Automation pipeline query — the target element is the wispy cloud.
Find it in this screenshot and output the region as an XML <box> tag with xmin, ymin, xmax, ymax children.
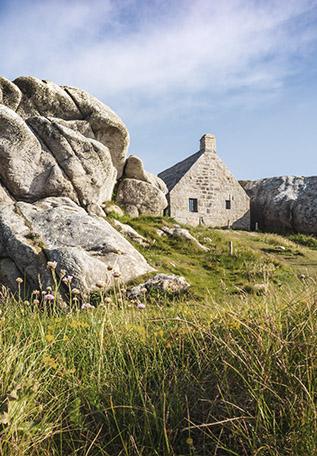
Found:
<box><xmin>1</xmin><ymin>0</ymin><xmax>317</xmax><ymax>114</ymax></box>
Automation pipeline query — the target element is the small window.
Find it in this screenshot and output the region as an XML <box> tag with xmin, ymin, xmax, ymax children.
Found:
<box><xmin>225</xmin><ymin>200</ymin><xmax>231</xmax><ymax>210</ymax></box>
<box><xmin>189</xmin><ymin>198</ymin><xmax>198</xmax><ymax>213</ymax></box>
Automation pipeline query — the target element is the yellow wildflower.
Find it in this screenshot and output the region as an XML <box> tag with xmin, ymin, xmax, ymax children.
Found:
<box><xmin>69</xmin><ymin>319</ymin><xmax>90</xmax><ymax>329</ymax></box>
<box><xmin>45</xmin><ymin>334</ymin><xmax>55</xmax><ymax>344</ymax></box>
<box><xmin>154</xmin><ymin>329</ymin><xmax>164</xmax><ymax>338</ymax></box>
<box><xmin>227</xmin><ymin>319</ymin><xmax>241</xmax><ymax>330</ymax></box>
<box><xmin>42</xmin><ymin>355</ymin><xmax>58</xmax><ymax>369</ymax></box>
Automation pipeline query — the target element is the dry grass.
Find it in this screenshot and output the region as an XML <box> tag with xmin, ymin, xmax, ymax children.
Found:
<box><xmin>0</xmin><ymin>281</ymin><xmax>316</xmax><ymax>455</ymax></box>
<box><xmin>0</xmin><ymin>220</ymin><xmax>316</xmax><ymax>455</ymax></box>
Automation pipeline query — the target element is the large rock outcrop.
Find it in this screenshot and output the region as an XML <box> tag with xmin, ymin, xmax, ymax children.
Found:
<box><xmin>241</xmin><ymin>176</ymin><xmax>317</xmax><ymax>234</ymax></box>
<box><xmin>116</xmin><ymin>155</ymin><xmax>168</xmax><ymax>216</ymax></box>
<box><xmin>0</xmin><ymin>76</ymin><xmax>129</xmax><ymax>209</ymax></box>
<box><xmin>13</xmin><ymin>76</ymin><xmax>129</xmax><ymax>178</ymax></box>
<box><xmin>0</xmin><ymin>75</ymin><xmax>155</xmax><ymax>293</ymax></box>
<box><xmin>0</xmin><ymin>198</ymin><xmax>152</xmax><ymax>293</ymax></box>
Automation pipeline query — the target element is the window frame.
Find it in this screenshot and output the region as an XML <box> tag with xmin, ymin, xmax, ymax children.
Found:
<box><xmin>188</xmin><ymin>198</ymin><xmax>198</xmax><ymax>213</ymax></box>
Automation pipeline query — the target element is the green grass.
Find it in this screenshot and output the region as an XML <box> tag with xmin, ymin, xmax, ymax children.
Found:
<box><xmin>110</xmin><ymin>215</ymin><xmax>297</xmax><ymax>301</ymax></box>
<box><xmin>0</xmin><ymin>286</ymin><xmax>316</xmax><ymax>455</ymax></box>
<box><xmin>289</xmin><ymin>233</ymin><xmax>317</xmax><ymax>250</ymax></box>
<box><xmin>0</xmin><ymin>217</ymin><xmax>317</xmax><ymax>455</ymax></box>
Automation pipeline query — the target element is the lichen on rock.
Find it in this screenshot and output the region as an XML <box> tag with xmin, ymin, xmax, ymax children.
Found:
<box><xmin>0</xmin><ymin>75</ymin><xmax>162</xmax><ymax>293</ymax></box>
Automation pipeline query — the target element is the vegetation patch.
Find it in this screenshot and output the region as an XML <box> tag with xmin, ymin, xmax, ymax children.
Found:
<box><xmin>0</xmin><ymin>282</ymin><xmax>316</xmax><ymax>455</ymax></box>
<box><xmin>0</xmin><ymin>216</ymin><xmax>317</xmax><ymax>455</ymax></box>
<box><xmin>289</xmin><ymin>233</ymin><xmax>317</xmax><ymax>250</ymax></box>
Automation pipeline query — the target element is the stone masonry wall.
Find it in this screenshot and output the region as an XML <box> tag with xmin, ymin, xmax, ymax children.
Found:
<box><xmin>169</xmin><ymin>151</ymin><xmax>250</xmax><ymax>228</ymax></box>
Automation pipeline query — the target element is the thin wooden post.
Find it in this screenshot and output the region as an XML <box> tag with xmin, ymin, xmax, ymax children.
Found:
<box><xmin>229</xmin><ymin>241</ymin><xmax>234</xmax><ymax>256</ymax></box>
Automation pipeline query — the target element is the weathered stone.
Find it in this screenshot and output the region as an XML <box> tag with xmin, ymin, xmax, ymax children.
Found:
<box><xmin>0</xmin><ymin>106</ymin><xmax>76</xmax><ymax>202</ymax></box>
<box><xmin>127</xmin><ymin>273</ymin><xmax>190</xmax><ymax>299</ymax></box>
<box><xmin>116</xmin><ymin>178</ymin><xmax>167</xmax><ymax>216</ymax></box>
<box><xmin>0</xmin><ymin>201</ymin><xmax>52</xmax><ymax>290</ymax></box>
<box><xmin>103</xmin><ymin>203</ymin><xmax>124</xmax><ymax>216</ymax></box>
<box><xmin>14</xmin><ymin>76</ymin><xmax>81</xmax><ymax>120</ymax></box>
<box><xmin>28</xmin><ymin>116</ymin><xmax>117</xmax><ymax>206</ymax></box>
<box><xmin>48</xmin><ymin>118</ymin><xmax>95</xmax><ymax>139</ymax></box>
<box><xmin>242</xmin><ymin>176</ymin><xmax>317</xmax><ymax>234</ymax></box>
<box><xmin>124</xmin><ymin>155</ymin><xmax>168</xmax><ymax>193</ymax></box>
<box><xmin>124</xmin><ymin>155</ymin><xmax>148</xmax><ymax>181</ymax></box>
<box><xmin>111</xmin><ymin>219</ymin><xmax>150</xmax><ymax>246</ymax></box>
<box><xmin>0</xmin><ymin>258</ymin><xmax>22</xmax><ymax>292</ymax></box>
<box><xmin>160</xmin><ymin>226</ymin><xmax>175</xmax><ymax>236</ymax></box>
<box><xmin>147</xmin><ymin>173</ymin><xmax>168</xmax><ymax>194</ymax></box>
<box><xmin>63</xmin><ymin>86</ymin><xmax>129</xmax><ymax>177</ymax></box>
<box><xmin>0</xmin><ymin>184</ymin><xmax>13</xmax><ymax>204</ymax></box>
<box><xmin>9</xmin><ymin>76</ymin><xmax>129</xmax><ymax>178</ymax></box>
<box><xmin>155</xmin><ymin>228</ymin><xmax>167</xmax><ymax>237</ymax></box>
<box><xmin>171</xmin><ymin>226</ymin><xmax>209</xmax><ymax>251</ymax></box>
<box><xmin>123</xmin><ymin>204</ymin><xmax>139</xmax><ymax>217</ymax></box>
<box><xmin>119</xmin><ymin>154</ymin><xmax>168</xmax><ymax>215</ymax></box>
<box><xmin>0</xmin><ymin>76</ymin><xmax>22</xmax><ymax>111</ymax></box>
<box><xmin>0</xmin><ymin>75</ymin><xmax>160</xmax><ymax>294</ymax></box>
<box><xmin>0</xmin><ymin>197</ymin><xmax>153</xmax><ymax>293</ymax></box>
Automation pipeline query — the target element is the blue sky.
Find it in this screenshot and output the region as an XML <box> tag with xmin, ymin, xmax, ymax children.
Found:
<box><xmin>0</xmin><ymin>0</ymin><xmax>317</xmax><ymax>179</ymax></box>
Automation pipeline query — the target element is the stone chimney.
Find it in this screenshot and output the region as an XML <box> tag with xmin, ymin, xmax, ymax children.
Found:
<box><xmin>200</xmin><ymin>134</ymin><xmax>216</xmax><ymax>154</ymax></box>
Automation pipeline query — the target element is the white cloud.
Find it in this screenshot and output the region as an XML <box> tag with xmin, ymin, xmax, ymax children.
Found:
<box><xmin>1</xmin><ymin>0</ymin><xmax>317</xmax><ymax>109</ymax></box>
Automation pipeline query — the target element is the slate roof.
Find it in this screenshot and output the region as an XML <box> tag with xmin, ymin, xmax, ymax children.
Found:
<box><xmin>158</xmin><ymin>149</ymin><xmax>203</xmax><ymax>192</ymax></box>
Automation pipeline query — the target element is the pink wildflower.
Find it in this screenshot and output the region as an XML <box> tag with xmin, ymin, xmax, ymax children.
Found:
<box><xmin>81</xmin><ymin>303</ymin><xmax>95</xmax><ymax>310</ymax></box>
<box><xmin>44</xmin><ymin>293</ymin><xmax>55</xmax><ymax>302</ymax></box>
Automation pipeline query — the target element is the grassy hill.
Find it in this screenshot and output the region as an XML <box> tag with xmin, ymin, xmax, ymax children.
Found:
<box><xmin>116</xmin><ymin>214</ymin><xmax>317</xmax><ymax>297</ymax></box>
<box><xmin>0</xmin><ymin>216</ymin><xmax>316</xmax><ymax>455</ymax></box>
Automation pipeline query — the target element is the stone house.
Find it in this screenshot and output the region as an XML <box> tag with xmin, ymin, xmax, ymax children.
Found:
<box><xmin>158</xmin><ymin>134</ymin><xmax>250</xmax><ymax>228</ymax></box>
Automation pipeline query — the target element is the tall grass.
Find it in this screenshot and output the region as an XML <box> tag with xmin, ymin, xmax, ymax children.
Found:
<box><xmin>0</xmin><ymin>281</ymin><xmax>316</xmax><ymax>455</ymax></box>
<box><xmin>289</xmin><ymin>233</ymin><xmax>317</xmax><ymax>250</ymax></box>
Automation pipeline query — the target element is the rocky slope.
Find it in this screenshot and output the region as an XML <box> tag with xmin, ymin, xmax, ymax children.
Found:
<box><xmin>0</xmin><ymin>75</ymin><xmax>167</xmax><ymax>293</ymax></box>
<box><xmin>241</xmin><ymin>176</ymin><xmax>317</xmax><ymax>234</ymax></box>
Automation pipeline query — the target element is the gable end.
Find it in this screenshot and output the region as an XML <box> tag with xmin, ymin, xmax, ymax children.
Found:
<box><xmin>158</xmin><ymin>150</ymin><xmax>203</xmax><ymax>192</ymax></box>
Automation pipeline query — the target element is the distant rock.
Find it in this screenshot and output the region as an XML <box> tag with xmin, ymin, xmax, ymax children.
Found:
<box><xmin>241</xmin><ymin>176</ymin><xmax>317</xmax><ymax>234</ymax></box>
<box><xmin>116</xmin><ymin>178</ymin><xmax>167</xmax><ymax>217</ymax></box>
<box><xmin>115</xmin><ymin>155</ymin><xmax>168</xmax><ymax>216</ymax></box>
<box><xmin>103</xmin><ymin>203</ymin><xmax>124</xmax><ymax>216</ymax></box>
<box><xmin>111</xmin><ymin>219</ymin><xmax>151</xmax><ymax>247</ymax></box>
<box><xmin>127</xmin><ymin>273</ymin><xmax>190</xmax><ymax>300</ymax></box>
<box><xmin>124</xmin><ymin>155</ymin><xmax>168</xmax><ymax>194</ymax></box>
<box><xmin>161</xmin><ymin>225</ymin><xmax>209</xmax><ymax>251</ymax></box>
